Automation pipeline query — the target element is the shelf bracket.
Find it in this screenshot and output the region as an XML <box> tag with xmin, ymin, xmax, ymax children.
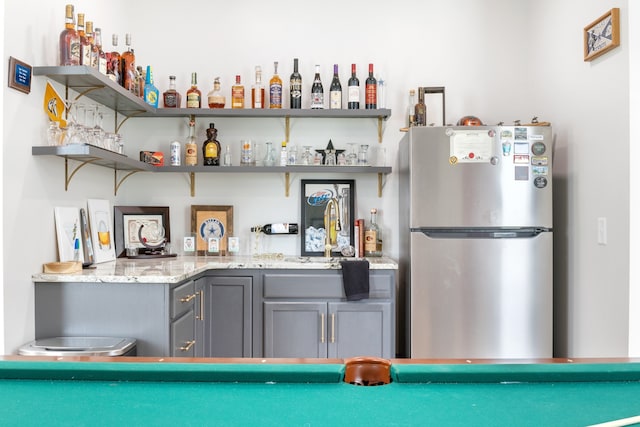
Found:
<box><xmin>377</xmin><ymin>117</ymin><xmax>384</xmax><ymax>143</ymax></box>
<box><xmin>285</xmin><ymin>116</ymin><xmax>290</xmax><ymax>143</ymax></box>
<box><xmin>114</xmin><ymin>170</ymin><xmax>142</xmax><ymax>196</ymax></box>
<box><xmin>71</xmin><ymin>85</ymin><xmax>105</xmax><ymax>102</ymax></box>
<box><xmin>284</xmin><ymin>172</ymin><xmax>290</xmax><ymax>197</ymax></box>
<box><xmin>115</xmin><ymin>110</ymin><xmax>146</xmax><ymax>133</ymax></box>
<box><xmin>377</xmin><ymin>173</ymin><xmax>384</xmax><ymax>197</ymax></box>
<box><xmin>64</xmin><ymin>156</ymin><xmax>99</xmax><ymax>191</ymax></box>
<box><xmin>190</xmin><ymin>172</ymin><xmax>196</xmax><ymax>197</ymax></box>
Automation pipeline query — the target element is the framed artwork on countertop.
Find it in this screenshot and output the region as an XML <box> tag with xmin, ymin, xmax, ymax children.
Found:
<box><xmin>300</xmin><ymin>179</ymin><xmax>355</xmax><ymax>257</ymax></box>
<box><xmin>114</xmin><ymin>206</ymin><xmax>171</xmax><ymax>258</ymax></box>
<box><xmin>87</xmin><ymin>199</ymin><xmax>116</xmax><ymax>263</ymax></box>
<box><xmin>191</xmin><ymin>205</ymin><xmax>233</xmax><ymax>256</ymax></box>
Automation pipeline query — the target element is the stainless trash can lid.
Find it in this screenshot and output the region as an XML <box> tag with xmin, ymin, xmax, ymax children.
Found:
<box><xmin>18</xmin><ymin>337</ymin><xmax>136</xmax><ymax>356</ymax></box>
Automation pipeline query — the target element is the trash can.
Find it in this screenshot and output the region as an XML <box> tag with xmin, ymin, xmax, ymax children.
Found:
<box><xmin>18</xmin><ymin>337</ymin><xmax>137</xmax><ymax>356</ymax></box>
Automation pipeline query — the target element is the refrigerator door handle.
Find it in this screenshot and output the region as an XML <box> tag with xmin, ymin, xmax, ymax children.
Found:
<box><xmin>413</xmin><ymin>227</ymin><xmax>550</xmax><ymax>239</ymax></box>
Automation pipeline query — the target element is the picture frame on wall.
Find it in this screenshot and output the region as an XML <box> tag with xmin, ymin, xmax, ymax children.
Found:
<box><xmin>191</xmin><ymin>205</ymin><xmax>234</xmax><ymax>255</ymax></box>
<box><xmin>584</xmin><ymin>8</ymin><xmax>620</xmax><ymax>62</ymax></box>
<box><xmin>300</xmin><ymin>179</ymin><xmax>355</xmax><ymax>257</ymax></box>
<box><xmin>113</xmin><ymin>206</ymin><xmax>171</xmax><ymax>258</ymax></box>
<box><xmin>87</xmin><ymin>199</ymin><xmax>116</xmax><ymax>263</ymax></box>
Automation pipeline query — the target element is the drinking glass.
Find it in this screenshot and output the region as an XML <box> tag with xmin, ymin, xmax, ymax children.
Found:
<box><xmin>346</xmin><ymin>143</ymin><xmax>358</xmax><ymax>165</ymax></box>
<box><xmin>358</xmin><ymin>144</ymin><xmax>369</xmax><ymax>165</ymax></box>
<box><xmin>301</xmin><ymin>146</ymin><xmax>313</xmax><ymax>165</ymax></box>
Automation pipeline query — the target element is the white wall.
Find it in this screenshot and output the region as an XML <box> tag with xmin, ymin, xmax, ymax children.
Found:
<box><xmin>2</xmin><ymin>0</ymin><xmax>633</xmax><ymax>357</ymax></box>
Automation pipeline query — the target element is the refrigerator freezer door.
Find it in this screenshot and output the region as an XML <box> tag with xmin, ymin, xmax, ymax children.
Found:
<box><xmin>410</xmin><ymin>230</ymin><xmax>553</xmax><ymax>359</ymax></box>
<box><xmin>408</xmin><ymin>126</ymin><xmax>552</xmax><ymax>229</ymax></box>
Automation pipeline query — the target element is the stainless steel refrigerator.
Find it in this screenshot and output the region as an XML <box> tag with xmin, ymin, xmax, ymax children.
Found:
<box><xmin>399</xmin><ymin>126</ymin><xmax>553</xmax><ymax>359</ymax></box>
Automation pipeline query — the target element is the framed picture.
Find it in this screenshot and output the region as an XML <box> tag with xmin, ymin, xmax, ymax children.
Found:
<box><xmin>54</xmin><ymin>207</ymin><xmax>84</xmax><ymax>263</ymax></box>
<box><xmin>301</xmin><ymin>179</ymin><xmax>355</xmax><ymax>257</ymax></box>
<box><xmin>8</xmin><ymin>56</ymin><xmax>31</xmax><ymax>94</ymax></box>
<box><xmin>584</xmin><ymin>8</ymin><xmax>620</xmax><ymax>62</ymax></box>
<box><xmin>87</xmin><ymin>199</ymin><xmax>116</xmax><ymax>263</ymax></box>
<box><xmin>114</xmin><ymin>206</ymin><xmax>171</xmax><ymax>258</ymax></box>
<box><xmin>191</xmin><ymin>205</ymin><xmax>234</xmax><ymax>255</ymax></box>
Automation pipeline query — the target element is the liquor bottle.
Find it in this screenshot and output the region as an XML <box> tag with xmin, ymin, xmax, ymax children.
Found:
<box><xmin>143</xmin><ymin>65</ymin><xmax>159</xmax><ymax>108</ymax></box>
<box><xmin>251</xmin><ymin>66</ymin><xmax>265</xmax><ymax>109</ymax></box>
<box><xmin>202</xmin><ymin>123</ymin><xmax>221</xmax><ymax>166</ymax></box>
<box><xmin>163</xmin><ymin>75</ymin><xmax>181</xmax><ymax>108</ymax></box>
<box><xmin>407</xmin><ymin>89</ymin><xmax>416</xmax><ymax>127</ymax></box>
<box><xmin>269</xmin><ymin>61</ymin><xmax>282</xmax><ymax>109</ymax></box>
<box><xmin>365</xmin><ymin>63</ymin><xmax>377</xmax><ymax>109</ymax></box>
<box><xmin>136</xmin><ymin>66</ymin><xmax>145</xmax><ymax>98</ymax></box>
<box><xmin>289</xmin><ymin>58</ymin><xmax>302</xmax><ymax>109</ymax></box>
<box><xmin>347</xmin><ymin>64</ymin><xmax>360</xmax><ymax>109</ymax></box>
<box><xmin>186</xmin><ymin>72</ymin><xmax>202</xmax><ymax>108</ymax></box>
<box><xmin>250</xmin><ymin>223</ymin><xmax>299</xmax><ymax>235</ymax></box>
<box><xmin>85</xmin><ymin>21</ymin><xmax>97</xmax><ymax>68</ymax></box>
<box><xmin>120</xmin><ymin>33</ymin><xmax>136</xmax><ymax>92</ymax></box>
<box><xmin>329</xmin><ymin>64</ymin><xmax>342</xmax><ymax>109</ymax></box>
<box><xmin>207</xmin><ymin>77</ymin><xmax>225</xmax><ymax>108</ymax></box>
<box><xmin>93</xmin><ymin>28</ymin><xmax>107</xmax><ymax>75</ymax></box>
<box><xmin>231</xmin><ymin>75</ymin><xmax>245</xmax><ymax>109</ymax></box>
<box><xmin>59</xmin><ymin>4</ymin><xmax>80</xmax><ymax>66</ymax></box>
<box><xmin>107</xmin><ymin>34</ymin><xmax>121</xmax><ymax>84</ymax></box>
<box><xmin>76</xmin><ymin>13</ymin><xmax>91</xmax><ymax>67</ymax></box>
<box><xmin>414</xmin><ymin>87</ymin><xmax>427</xmax><ymax>126</ymax></box>
<box><xmin>310</xmin><ymin>65</ymin><xmax>324</xmax><ymax>109</ymax></box>
<box><xmin>364</xmin><ymin>208</ymin><xmax>382</xmax><ymax>257</ymax></box>
<box><xmin>279</xmin><ymin>141</ymin><xmax>288</xmax><ymax>166</ymax></box>
<box><xmin>185</xmin><ymin>119</ymin><xmax>198</xmax><ymax>166</ymax></box>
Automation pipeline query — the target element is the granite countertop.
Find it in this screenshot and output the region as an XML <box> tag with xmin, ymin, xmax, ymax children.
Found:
<box><xmin>32</xmin><ymin>255</ymin><xmax>398</xmax><ymax>284</ymax></box>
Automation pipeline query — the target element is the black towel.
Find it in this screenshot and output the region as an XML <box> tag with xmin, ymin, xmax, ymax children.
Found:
<box><xmin>340</xmin><ymin>260</ymin><xmax>370</xmax><ymax>301</ymax></box>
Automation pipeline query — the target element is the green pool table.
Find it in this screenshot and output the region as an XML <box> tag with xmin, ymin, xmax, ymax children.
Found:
<box><xmin>2</xmin><ymin>356</ymin><xmax>640</xmax><ymax>426</ymax></box>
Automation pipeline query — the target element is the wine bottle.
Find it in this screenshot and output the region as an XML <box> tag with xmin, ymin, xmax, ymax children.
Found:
<box><xmin>329</xmin><ymin>64</ymin><xmax>342</xmax><ymax>109</ymax></box>
<box><xmin>365</xmin><ymin>63</ymin><xmax>377</xmax><ymax>109</ymax></box>
<box><xmin>310</xmin><ymin>64</ymin><xmax>324</xmax><ymax>109</ymax></box>
<box><xmin>251</xmin><ymin>223</ymin><xmax>299</xmax><ymax>235</ymax></box>
<box><xmin>347</xmin><ymin>63</ymin><xmax>360</xmax><ymax>109</ymax></box>
<box><xmin>289</xmin><ymin>58</ymin><xmax>302</xmax><ymax>109</ymax></box>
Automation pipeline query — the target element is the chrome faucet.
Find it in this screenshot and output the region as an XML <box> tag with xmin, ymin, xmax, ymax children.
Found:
<box><xmin>324</xmin><ymin>198</ymin><xmax>342</xmax><ymax>257</ymax></box>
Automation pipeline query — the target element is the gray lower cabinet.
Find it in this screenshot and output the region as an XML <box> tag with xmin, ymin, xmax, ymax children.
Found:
<box><xmin>34</xmin><ymin>280</ymin><xmax>199</xmax><ymax>357</ymax></box>
<box><xmin>261</xmin><ymin>270</ymin><xmax>395</xmax><ymax>359</ymax></box>
<box><xmin>200</xmin><ymin>275</ymin><xmax>252</xmax><ymax>357</ymax></box>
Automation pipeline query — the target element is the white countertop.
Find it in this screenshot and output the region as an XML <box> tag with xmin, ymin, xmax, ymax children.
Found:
<box><xmin>32</xmin><ymin>255</ymin><xmax>398</xmax><ymax>284</ymax></box>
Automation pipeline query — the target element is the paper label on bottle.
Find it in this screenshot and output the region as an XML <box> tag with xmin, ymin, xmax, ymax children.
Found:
<box><xmin>270</xmin><ymin>84</ymin><xmax>282</xmax><ymax>107</ymax></box>
<box><xmin>330</xmin><ymin>91</ymin><xmax>342</xmax><ymax>109</ymax></box>
<box><xmin>364</xmin><ymin>230</ymin><xmax>377</xmax><ymax>252</ymax></box>
<box><xmin>271</xmin><ymin>224</ymin><xmax>288</xmax><ymax>234</ymax></box>
<box><xmin>348</xmin><ymin>86</ymin><xmax>360</xmax><ymax>103</ymax></box>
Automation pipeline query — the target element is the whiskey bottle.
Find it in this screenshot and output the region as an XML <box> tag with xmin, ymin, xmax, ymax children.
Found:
<box><xmin>289</xmin><ymin>58</ymin><xmax>302</xmax><ymax>109</ymax></box>
<box><xmin>364</xmin><ymin>208</ymin><xmax>382</xmax><ymax>257</ymax></box>
<box><xmin>251</xmin><ymin>66</ymin><xmax>265</xmax><ymax>109</ymax></box>
<box><xmin>231</xmin><ymin>75</ymin><xmax>245</xmax><ymax>109</ymax></box>
<box><xmin>329</xmin><ymin>64</ymin><xmax>342</xmax><ymax>109</ymax></box>
<box><xmin>347</xmin><ymin>64</ymin><xmax>360</xmax><ymax>109</ymax></box>
<box><xmin>185</xmin><ymin>119</ymin><xmax>198</xmax><ymax>166</ymax></box>
<box><xmin>143</xmin><ymin>65</ymin><xmax>159</xmax><ymax>108</ymax></box>
<box><xmin>76</xmin><ymin>13</ymin><xmax>91</xmax><ymax>66</ymax></box>
<box><xmin>202</xmin><ymin>123</ymin><xmax>221</xmax><ymax>166</ymax></box>
<box><xmin>365</xmin><ymin>63</ymin><xmax>377</xmax><ymax>109</ymax></box>
<box><xmin>85</xmin><ymin>21</ymin><xmax>97</xmax><ymax>68</ymax></box>
<box><xmin>310</xmin><ymin>65</ymin><xmax>324</xmax><ymax>109</ymax></box>
<box><xmin>120</xmin><ymin>33</ymin><xmax>136</xmax><ymax>92</ymax></box>
<box><xmin>93</xmin><ymin>28</ymin><xmax>107</xmax><ymax>75</ymax></box>
<box><xmin>207</xmin><ymin>77</ymin><xmax>225</xmax><ymax>108</ymax></box>
<box><xmin>59</xmin><ymin>4</ymin><xmax>80</xmax><ymax>66</ymax></box>
<box><xmin>186</xmin><ymin>72</ymin><xmax>202</xmax><ymax>108</ymax></box>
<box><xmin>407</xmin><ymin>89</ymin><xmax>416</xmax><ymax>127</ymax></box>
<box><xmin>269</xmin><ymin>61</ymin><xmax>282</xmax><ymax>109</ymax></box>
<box><xmin>414</xmin><ymin>87</ymin><xmax>427</xmax><ymax>126</ymax></box>
<box><xmin>136</xmin><ymin>66</ymin><xmax>145</xmax><ymax>98</ymax></box>
<box><xmin>107</xmin><ymin>34</ymin><xmax>121</xmax><ymax>84</ymax></box>
<box><xmin>163</xmin><ymin>75</ymin><xmax>181</xmax><ymax>108</ymax></box>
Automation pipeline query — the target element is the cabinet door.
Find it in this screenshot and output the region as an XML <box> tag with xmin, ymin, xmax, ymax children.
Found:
<box><xmin>204</xmin><ymin>276</ymin><xmax>252</xmax><ymax>357</ymax></box>
<box><xmin>171</xmin><ymin>310</ymin><xmax>196</xmax><ymax>357</ymax></box>
<box><xmin>263</xmin><ymin>302</ymin><xmax>328</xmax><ymax>358</ymax></box>
<box><xmin>328</xmin><ymin>302</ymin><xmax>392</xmax><ymax>359</ymax></box>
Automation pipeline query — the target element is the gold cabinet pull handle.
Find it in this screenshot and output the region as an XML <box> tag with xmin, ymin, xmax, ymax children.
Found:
<box><xmin>330</xmin><ymin>313</ymin><xmax>335</xmax><ymax>343</ymax></box>
<box><xmin>197</xmin><ymin>290</ymin><xmax>204</xmax><ymax>321</ymax></box>
<box><xmin>180</xmin><ymin>340</ymin><xmax>196</xmax><ymax>352</ymax></box>
<box><xmin>320</xmin><ymin>313</ymin><xmax>325</xmax><ymax>343</ymax></box>
<box><xmin>180</xmin><ymin>293</ymin><xmax>196</xmax><ymax>303</ymax></box>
